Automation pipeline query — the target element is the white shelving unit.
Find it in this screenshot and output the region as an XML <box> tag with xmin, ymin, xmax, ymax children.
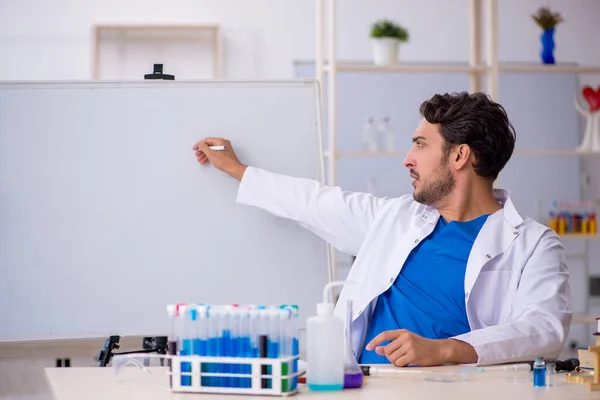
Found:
<box><xmin>91</xmin><ymin>24</ymin><xmax>223</xmax><ymax>79</ymax></box>
<box><xmin>314</xmin><ymin>0</ymin><xmax>600</xmax><ymax>331</ymax></box>
<box><xmin>315</xmin><ymin>0</ymin><xmax>600</xmax><ymax>187</ymax></box>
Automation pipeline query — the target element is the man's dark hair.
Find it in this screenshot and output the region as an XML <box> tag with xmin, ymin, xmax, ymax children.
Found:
<box><xmin>419</xmin><ymin>91</ymin><xmax>516</xmax><ymax>180</ymax></box>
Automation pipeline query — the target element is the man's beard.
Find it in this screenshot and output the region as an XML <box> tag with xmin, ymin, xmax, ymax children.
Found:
<box><xmin>412</xmin><ymin>162</ymin><xmax>456</xmax><ymax>206</ymax></box>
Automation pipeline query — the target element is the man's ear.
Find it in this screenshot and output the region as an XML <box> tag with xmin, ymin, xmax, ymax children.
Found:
<box><xmin>452</xmin><ymin>144</ymin><xmax>472</xmax><ymax>170</ymax></box>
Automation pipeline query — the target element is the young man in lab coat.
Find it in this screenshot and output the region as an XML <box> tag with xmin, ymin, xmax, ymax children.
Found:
<box><xmin>192</xmin><ymin>92</ymin><xmax>572</xmax><ymax>367</ymax></box>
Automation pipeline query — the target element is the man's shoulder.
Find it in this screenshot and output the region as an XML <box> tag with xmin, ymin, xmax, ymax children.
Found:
<box><xmin>517</xmin><ymin>213</ymin><xmax>560</xmax><ymax>243</ymax></box>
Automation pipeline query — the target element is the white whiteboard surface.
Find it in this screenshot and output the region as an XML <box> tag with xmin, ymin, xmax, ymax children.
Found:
<box><xmin>0</xmin><ymin>80</ymin><xmax>329</xmax><ymax>342</ymax></box>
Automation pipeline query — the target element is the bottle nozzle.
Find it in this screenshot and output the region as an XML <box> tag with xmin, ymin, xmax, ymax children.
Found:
<box><xmin>317</xmin><ymin>280</ymin><xmax>358</xmax><ymax>315</ymax></box>
<box><xmin>322</xmin><ymin>280</ymin><xmax>347</xmax><ymax>305</ymax></box>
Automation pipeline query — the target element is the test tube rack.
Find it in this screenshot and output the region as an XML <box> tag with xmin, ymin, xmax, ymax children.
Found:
<box><xmin>169</xmin><ymin>354</ymin><xmax>300</xmax><ymax>396</ymax></box>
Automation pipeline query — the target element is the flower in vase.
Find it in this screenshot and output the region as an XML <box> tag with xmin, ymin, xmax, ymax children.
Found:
<box><xmin>531</xmin><ymin>7</ymin><xmax>564</xmax><ymax>64</ymax></box>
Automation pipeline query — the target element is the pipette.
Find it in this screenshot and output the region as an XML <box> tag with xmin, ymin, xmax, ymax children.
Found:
<box><xmin>360</xmin><ymin>363</ymin><xmax>531</xmax><ymax>377</ymax></box>
<box><xmin>360</xmin><ymin>366</ymin><xmax>424</xmax><ymax>376</ymax></box>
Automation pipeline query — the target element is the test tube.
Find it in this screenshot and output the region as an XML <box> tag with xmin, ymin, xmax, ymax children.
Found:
<box><xmin>290</xmin><ymin>305</ymin><xmax>299</xmax><ymax>390</ymax></box>
<box><xmin>279</xmin><ymin>307</ymin><xmax>292</xmax><ymax>392</ymax></box>
<box><xmin>240</xmin><ymin>306</ymin><xmax>252</xmax><ymax>388</ymax></box>
<box><xmin>197</xmin><ymin>305</ymin><xmax>209</xmax><ymax>387</ymax></box>
<box><xmin>258</xmin><ymin>306</ymin><xmax>270</xmax><ymax>389</ymax></box>
<box><xmin>230</xmin><ymin>305</ymin><xmax>243</xmax><ymax>388</ymax></box>
<box><xmin>222</xmin><ymin>305</ymin><xmax>233</xmax><ymax>388</ymax></box>
<box><xmin>268</xmin><ymin>307</ymin><xmax>281</xmax><ymax>388</ymax></box>
<box><xmin>207</xmin><ymin>305</ymin><xmax>219</xmax><ymax>387</ymax></box>
<box><xmin>166</xmin><ymin>305</ymin><xmax>177</xmax><ymax>388</ymax></box>
<box><xmin>249</xmin><ymin>306</ymin><xmax>260</xmax><ymax>389</ymax></box>
<box><xmin>189</xmin><ymin>307</ymin><xmax>198</xmax><ymax>386</ymax></box>
<box><xmin>179</xmin><ymin>305</ymin><xmax>192</xmax><ymax>387</ymax></box>
<box><xmin>215</xmin><ymin>306</ymin><xmax>227</xmax><ymax>387</ymax></box>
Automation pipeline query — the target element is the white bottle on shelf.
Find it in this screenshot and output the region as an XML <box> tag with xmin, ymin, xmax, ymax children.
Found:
<box><xmin>361</xmin><ymin>117</ymin><xmax>378</xmax><ymax>152</ymax></box>
<box><xmin>366</xmin><ymin>176</ymin><xmax>377</xmax><ymax>195</ymax></box>
<box><xmin>378</xmin><ymin>116</ymin><xmax>395</xmax><ymax>152</ymax></box>
<box><xmin>306</xmin><ymin>281</ymin><xmax>346</xmax><ymax>392</ymax></box>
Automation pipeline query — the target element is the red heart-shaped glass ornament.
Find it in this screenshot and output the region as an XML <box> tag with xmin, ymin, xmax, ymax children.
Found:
<box><xmin>582</xmin><ymin>86</ymin><xmax>600</xmax><ymax>111</ymax></box>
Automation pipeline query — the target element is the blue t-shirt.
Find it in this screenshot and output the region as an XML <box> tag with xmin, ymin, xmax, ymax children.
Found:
<box><xmin>359</xmin><ymin>214</ymin><xmax>489</xmax><ymax>364</ymax></box>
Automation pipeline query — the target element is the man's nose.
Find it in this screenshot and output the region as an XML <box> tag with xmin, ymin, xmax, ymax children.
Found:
<box><xmin>403</xmin><ymin>150</ymin><xmax>415</xmax><ymax>169</ymax></box>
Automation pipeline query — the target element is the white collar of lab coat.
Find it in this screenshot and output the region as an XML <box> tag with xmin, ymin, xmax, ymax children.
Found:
<box><xmin>418</xmin><ymin>188</ymin><xmax>524</xmax><ymax>296</ymax></box>
<box><xmin>420</xmin><ymin>188</ymin><xmax>523</xmax><ymax>228</ymax></box>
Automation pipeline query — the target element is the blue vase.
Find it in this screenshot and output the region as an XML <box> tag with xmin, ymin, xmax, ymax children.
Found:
<box><xmin>540</xmin><ymin>28</ymin><xmax>555</xmax><ymax>64</ymax></box>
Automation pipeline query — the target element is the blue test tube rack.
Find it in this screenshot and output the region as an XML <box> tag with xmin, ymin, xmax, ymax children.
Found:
<box><xmin>169</xmin><ymin>354</ymin><xmax>301</xmax><ymax>396</ymax></box>
<box><xmin>167</xmin><ymin>303</ymin><xmax>301</xmax><ymax>396</ymax></box>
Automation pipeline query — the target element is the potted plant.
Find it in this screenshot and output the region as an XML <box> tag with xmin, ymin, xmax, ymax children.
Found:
<box><xmin>531</xmin><ymin>6</ymin><xmax>564</xmax><ymax>64</ymax></box>
<box><xmin>369</xmin><ymin>19</ymin><xmax>409</xmax><ymax>66</ymax></box>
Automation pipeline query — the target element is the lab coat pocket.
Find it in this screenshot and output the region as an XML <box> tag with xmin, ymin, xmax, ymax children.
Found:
<box><xmin>473</xmin><ymin>270</ymin><xmax>514</xmax><ymax>326</ymax></box>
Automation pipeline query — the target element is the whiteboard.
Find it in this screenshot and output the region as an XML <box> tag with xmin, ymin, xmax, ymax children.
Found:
<box><xmin>0</xmin><ymin>80</ymin><xmax>330</xmax><ymax>341</ymax></box>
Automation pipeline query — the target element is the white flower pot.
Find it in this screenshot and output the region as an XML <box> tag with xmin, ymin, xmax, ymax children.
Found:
<box><xmin>371</xmin><ymin>38</ymin><xmax>400</xmax><ymax>65</ymax></box>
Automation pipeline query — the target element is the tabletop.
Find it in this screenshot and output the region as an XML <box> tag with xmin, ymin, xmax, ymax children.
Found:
<box><xmin>45</xmin><ymin>364</ymin><xmax>600</xmax><ymax>400</ymax></box>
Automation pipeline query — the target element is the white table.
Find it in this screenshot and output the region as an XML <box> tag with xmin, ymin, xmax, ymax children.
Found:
<box><xmin>44</xmin><ymin>364</ymin><xmax>600</xmax><ymax>400</ymax></box>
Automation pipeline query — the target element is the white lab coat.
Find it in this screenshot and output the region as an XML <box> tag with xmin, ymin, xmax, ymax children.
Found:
<box><xmin>236</xmin><ymin>167</ymin><xmax>572</xmax><ymax>366</ymax></box>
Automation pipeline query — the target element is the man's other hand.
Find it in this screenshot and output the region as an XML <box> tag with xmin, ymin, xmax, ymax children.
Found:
<box><xmin>365</xmin><ymin>329</ymin><xmax>478</xmax><ymax>367</ymax></box>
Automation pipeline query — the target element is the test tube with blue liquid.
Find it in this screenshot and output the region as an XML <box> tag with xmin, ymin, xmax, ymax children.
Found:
<box><xmin>231</xmin><ymin>305</ymin><xmax>248</xmax><ymax>388</ymax></box>
<box><xmin>268</xmin><ymin>307</ymin><xmax>282</xmax><ymax>389</ymax></box>
<box><xmin>206</xmin><ymin>306</ymin><xmax>219</xmax><ymax>387</ymax></box>
<box><xmin>179</xmin><ymin>305</ymin><xmax>192</xmax><ymax>386</ymax></box>
<box><xmin>248</xmin><ymin>306</ymin><xmax>261</xmax><ymax>387</ymax></box>
<box><xmin>239</xmin><ymin>306</ymin><xmax>252</xmax><ymax>388</ymax></box>
<box><xmin>222</xmin><ymin>305</ymin><xmax>233</xmax><ymax>388</ymax></box>
<box><xmin>196</xmin><ymin>305</ymin><xmax>209</xmax><ymax>387</ymax></box>
<box><xmin>289</xmin><ymin>304</ymin><xmax>300</xmax><ymax>390</ymax></box>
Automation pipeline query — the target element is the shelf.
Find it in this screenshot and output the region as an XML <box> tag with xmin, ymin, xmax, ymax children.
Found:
<box><xmin>572</xmin><ymin>314</ymin><xmax>598</xmax><ymax>325</ymax></box>
<box><xmin>323</xmin><ymin>62</ymin><xmax>486</xmax><ymax>74</ymax></box>
<box><xmin>513</xmin><ymin>150</ymin><xmax>600</xmax><ymax>157</ymax></box>
<box><xmin>328</xmin><ymin>150</ymin><xmax>600</xmax><ymax>159</ymax></box>
<box><xmin>94</xmin><ymin>24</ymin><xmax>220</xmax><ymax>31</ymax></box>
<box><xmin>558</xmin><ymin>234</ymin><xmax>599</xmax><ymax>240</ymax></box>
<box><xmin>322</xmin><ymin>62</ymin><xmax>600</xmax><ymax>75</ymax></box>
<box><xmin>327</xmin><ymin>150</ymin><xmax>405</xmax><ymax>158</ymax></box>
<box><xmin>499</xmin><ymin>63</ymin><xmax>600</xmax><ymax>74</ymax></box>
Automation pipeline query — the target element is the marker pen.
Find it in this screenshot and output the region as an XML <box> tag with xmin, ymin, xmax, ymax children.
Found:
<box><xmin>209</xmin><ymin>145</ymin><xmax>226</xmax><ymax>151</ymax></box>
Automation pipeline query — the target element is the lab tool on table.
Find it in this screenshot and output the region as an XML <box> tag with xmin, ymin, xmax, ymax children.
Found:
<box><xmin>533</xmin><ymin>357</ymin><xmax>546</xmax><ymax>387</ymax></box>
<box><xmin>343</xmin><ymin>299</ymin><xmax>364</xmax><ymax>389</ymax></box>
<box><xmin>545</xmin><ymin>362</ymin><xmax>557</xmax><ymax>387</ymax></box>
<box><xmin>306</xmin><ymin>281</ymin><xmax>346</xmax><ymax>391</ymax></box>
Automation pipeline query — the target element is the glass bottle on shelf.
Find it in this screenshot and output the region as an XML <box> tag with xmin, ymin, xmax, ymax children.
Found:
<box><xmin>378</xmin><ymin>116</ymin><xmax>395</xmax><ymax>152</ymax></box>
<box><xmin>361</xmin><ymin>117</ymin><xmax>378</xmax><ymax>152</ymax></box>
